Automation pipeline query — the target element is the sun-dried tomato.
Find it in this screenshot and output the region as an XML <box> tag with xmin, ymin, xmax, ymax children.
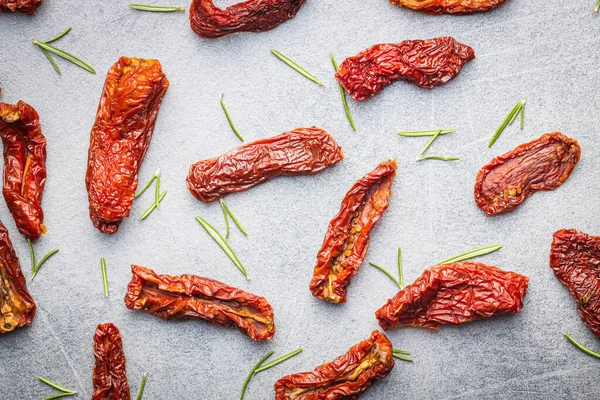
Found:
<box><xmin>92</xmin><ymin>323</ymin><xmax>131</xmax><ymax>400</ymax></box>
<box><xmin>186</xmin><ymin>127</ymin><xmax>343</xmax><ymax>203</ymax></box>
<box><xmin>390</xmin><ymin>0</ymin><xmax>505</xmax><ymax>14</ymax></box>
<box><xmin>335</xmin><ymin>37</ymin><xmax>475</xmax><ymax>101</ymax></box>
<box><xmin>310</xmin><ymin>160</ymin><xmax>396</xmax><ymax>304</ymax></box>
<box><xmin>274</xmin><ymin>330</ymin><xmax>394</xmax><ymax>399</ymax></box>
<box><xmin>0</xmin><ymin>0</ymin><xmax>43</xmax><ymax>14</ymax></box>
<box><xmin>85</xmin><ymin>57</ymin><xmax>169</xmax><ymax>234</ymax></box>
<box><xmin>0</xmin><ymin>221</ymin><xmax>35</xmax><ymax>334</ymax></box>
<box><xmin>0</xmin><ymin>101</ymin><xmax>47</xmax><ymax>240</ymax></box>
<box><xmin>550</xmin><ymin>229</ymin><xmax>600</xmax><ymax>338</ymax></box>
<box><xmin>475</xmin><ymin>132</ymin><xmax>581</xmax><ymax>216</ymax></box>
<box><xmin>189</xmin><ymin>0</ymin><xmax>305</xmax><ymax>38</ymax></box>
<box><xmin>376</xmin><ymin>261</ymin><xmax>529</xmax><ymax>330</ymax></box>
<box><xmin>124</xmin><ymin>265</ymin><xmax>276</xmax><ymax>341</ymax></box>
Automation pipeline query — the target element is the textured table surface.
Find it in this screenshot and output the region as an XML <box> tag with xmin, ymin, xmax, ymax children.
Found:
<box><xmin>1</xmin><ymin>1</ymin><xmax>600</xmax><ymax>399</ymax></box>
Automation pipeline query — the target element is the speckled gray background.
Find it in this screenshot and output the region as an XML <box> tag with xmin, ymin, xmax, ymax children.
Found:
<box><xmin>1</xmin><ymin>0</ymin><xmax>599</xmax><ymax>399</ymax></box>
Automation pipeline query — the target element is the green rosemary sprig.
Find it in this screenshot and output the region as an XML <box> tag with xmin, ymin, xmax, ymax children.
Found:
<box><xmin>195</xmin><ymin>216</ymin><xmax>248</xmax><ymax>279</ymax></box>
<box><xmin>418</xmin><ymin>155</ymin><xmax>460</xmax><ymax>161</ymax></box>
<box><xmin>270</xmin><ymin>49</ymin><xmax>323</xmax><ymax>86</ymax></box>
<box><xmin>100</xmin><ymin>257</ymin><xmax>109</xmax><ymax>297</ymax></box>
<box><xmin>436</xmin><ymin>244</ymin><xmax>502</xmax><ymax>265</ymax></box>
<box><xmin>28</xmin><ymin>239</ymin><xmax>59</xmax><ymax>280</ymax></box>
<box><xmin>399</xmin><ymin>128</ymin><xmax>459</xmax><ymax>161</ymax></box>
<box><xmin>129</xmin><ymin>4</ymin><xmax>185</xmax><ymax>12</ymax></box>
<box><xmin>221</xmin><ymin>199</ymin><xmax>248</xmax><ymax>236</ymax></box>
<box><xmin>220</xmin><ymin>200</ymin><xmax>231</xmax><ymax>239</ymax></box>
<box><xmin>135</xmin><ymin>168</ymin><xmax>159</xmax><ymax>198</ymax></box>
<box><xmin>39</xmin><ymin>376</ymin><xmax>77</xmax><ymax>399</ymax></box>
<box><xmin>140</xmin><ymin>191</ymin><xmax>166</xmax><ymax>220</ymax></box>
<box><xmin>45</xmin><ymin>393</ymin><xmax>76</xmax><ymax>400</ymax></box>
<box><xmin>136</xmin><ymin>372</ymin><xmax>148</xmax><ymax>400</ymax></box>
<box><xmin>416</xmin><ymin>129</ymin><xmax>442</xmax><ymax>159</ymax></box>
<box><xmin>28</xmin><ymin>238</ymin><xmax>36</xmax><ymax>276</ymax></box>
<box><xmin>563</xmin><ymin>333</ymin><xmax>600</xmax><ymax>359</ymax></box>
<box><xmin>241</xmin><ymin>348</ymin><xmax>303</xmax><ymax>399</ymax></box>
<box><xmin>488</xmin><ymin>98</ymin><xmax>526</xmax><ymax>148</ymax></box>
<box><xmin>33</xmin><ymin>28</ymin><xmax>95</xmax><ymax>74</ymax></box>
<box><xmin>330</xmin><ymin>53</ymin><xmax>356</xmax><ymax>131</ymax></box>
<box><xmin>220</xmin><ymin>93</ymin><xmax>244</xmax><ymax>142</ymax></box>
<box><xmin>398</xmin><ymin>129</ymin><xmax>455</xmax><ymax>137</ymax></box>
<box><xmin>155</xmin><ymin>168</ymin><xmax>161</xmax><ymax>210</ymax></box>
<box><xmin>392</xmin><ymin>349</ymin><xmax>413</xmax><ymax>362</ymax></box>
<box><xmin>595</xmin><ymin>0</ymin><xmax>599</xmax><ymax>13</ymax></box>
<box><xmin>369</xmin><ymin>262</ymin><xmax>401</xmax><ymax>288</ymax></box>
<box><xmin>397</xmin><ymin>247</ymin><xmax>404</xmax><ymax>288</ymax></box>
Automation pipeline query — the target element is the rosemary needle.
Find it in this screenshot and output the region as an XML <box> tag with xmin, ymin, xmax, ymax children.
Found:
<box><xmin>135</xmin><ymin>168</ymin><xmax>159</xmax><ymax>198</ymax></box>
<box><xmin>195</xmin><ymin>216</ymin><xmax>249</xmax><ymax>279</ymax></box>
<box><xmin>43</xmin><ymin>27</ymin><xmax>72</xmax><ymax>43</ymax></box>
<box><xmin>397</xmin><ymin>247</ymin><xmax>404</xmax><ymax>288</ymax></box>
<box><xmin>27</xmin><ymin>238</ymin><xmax>36</xmax><ymax>276</ymax></box>
<box><xmin>436</xmin><ymin>244</ymin><xmax>502</xmax><ymax>265</ymax></box>
<box><xmin>45</xmin><ymin>393</ymin><xmax>76</xmax><ymax>400</ymax></box>
<box><xmin>38</xmin><ymin>376</ymin><xmax>76</xmax><ymax>394</ymax></box>
<box><xmin>330</xmin><ymin>53</ymin><xmax>356</xmax><ymax>131</ymax></box>
<box><xmin>129</xmin><ymin>4</ymin><xmax>185</xmax><ymax>12</ymax></box>
<box><xmin>155</xmin><ymin>168</ymin><xmax>161</xmax><ymax>210</ymax></box>
<box><xmin>41</xmin><ymin>48</ymin><xmax>61</xmax><ymax>74</ymax></box>
<box><xmin>32</xmin><ymin>41</ymin><xmax>96</xmax><ymax>74</ymax></box>
<box><xmin>220</xmin><ymin>200</ymin><xmax>231</xmax><ymax>239</ymax></box>
<box><xmin>220</xmin><ymin>93</ymin><xmax>244</xmax><ymax>142</ymax></box>
<box><xmin>100</xmin><ymin>257</ymin><xmax>109</xmax><ymax>297</ymax></box>
<box><xmin>32</xmin><ymin>249</ymin><xmax>59</xmax><ymax>279</ymax></box>
<box><xmin>393</xmin><ymin>349</ymin><xmax>410</xmax><ymax>355</ymax></box>
<box><xmin>416</xmin><ymin>129</ymin><xmax>442</xmax><ymax>160</ymax></box>
<box><xmin>369</xmin><ymin>262</ymin><xmax>401</xmax><ymax>288</ymax></box>
<box><xmin>221</xmin><ymin>200</ymin><xmax>248</xmax><ymax>236</ymax></box>
<box><xmin>398</xmin><ymin>129</ymin><xmax>455</xmax><ymax>137</ymax></box>
<box><xmin>418</xmin><ymin>155</ymin><xmax>460</xmax><ymax>161</ymax></box>
<box><xmin>270</xmin><ymin>49</ymin><xmax>323</xmax><ymax>86</ymax></box>
<box><xmin>563</xmin><ymin>333</ymin><xmax>600</xmax><ymax>359</ymax></box>
<box><xmin>595</xmin><ymin>0</ymin><xmax>600</xmax><ymax>12</ymax></box>
<box><xmin>140</xmin><ymin>191</ymin><xmax>166</xmax><ymax>220</ymax></box>
<box><xmin>255</xmin><ymin>348</ymin><xmax>303</xmax><ymax>373</ymax></box>
<box><xmin>240</xmin><ymin>351</ymin><xmax>274</xmax><ymax>400</ymax></box>
<box><xmin>392</xmin><ymin>352</ymin><xmax>413</xmax><ymax>362</ymax></box>
<box><xmin>136</xmin><ymin>372</ymin><xmax>148</xmax><ymax>400</ymax></box>
<box><xmin>488</xmin><ymin>98</ymin><xmax>526</xmax><ymax>148</ymax></box>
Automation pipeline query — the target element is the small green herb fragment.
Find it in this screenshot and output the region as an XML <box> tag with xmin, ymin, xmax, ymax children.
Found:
<box><xmin>488</xmin><ymin>98</ymin><xmax>526</xmax><ymax>148</ymax></box>
<box><xmin>220</xmin><ymin>200</ymin><xmax>231</xmax><ymax>239</ymax></box>
<box><xmin>436</xmin><ymin>244</ymin><xmax>502</xmax><ymax>265</ymax></box>
<box><xmin>595</xmin><ymin>0</ymin><xmax>599</xmax><ymax>13</ymax></box>
<box><xmin>33</xmin><ymin>27</ymin><xmax>95</xmax><ymax>74</ymax></box>
<box><xmin>220</xmin><ymin>93</ymin><xmax>244</xmax><ymax>142</ymax></box>
<box><xmin>240</xmin><ymin>351</ymin><xmax>273</xmax><ymax>400</ymax></box>
<box><xmin>370</xmin><ymin>247</ymin><xmax>404</xmax><ymax>288</ymax></box>
<box><xmin>399</xmin><ymin>128</ymin><xmax>459</xmax><ymax>161</ymax></box>
<box><xmin>155</xmin><ymin>168</ymin><xmax>161</xmax><ymax>210</ymax></box>
<box><xmin>38</xmin><ymin>376</ymin><xmax>77</xmax><ymax>399</ymax></box>
<box><xmin>392</xmin><ymin>349</ymin><xmax>414</xmax><ymax>362</ymax></box>
<box><xmin>28</xmin><ymin>239</ymin><xmax>59</xmax><ymax>280</ymax></box>
<box><xmin>135</xmin><ymin>168</ymin><xmax>159</xmax><ymax>198</ymax></box>
<box><xmin>369</xmin><ymin>262</ymin><xmax>401</xmax><ymax>288</ymax></box>
<box><xmin>398</xmin><ymin>129</ymin><xmax>455</xmax><ymax>137</ymax></box>
<box><xmin>129</xmin><ymin>4</ymin><xmax>185</xmax><ymax>12</ymax></box>
<box><xmin>563</xmin><ymin>333</ymin><xmax>600</xmax><ymax>359</ymax></box>
<box><xmin>101</xmin><ymin>257</ymin><xmax>109</xmax><ymax>297</ymax></box>
<box><xmin>136</xmin><ymin>372</ymin><xmax>148</xmax><ymax>400</ymax></box>
<box><xmin>270</xmin><ymin>49</ymin><xmax>323</xmax><ymax>86</ymax></box>
<box><xmin>221</xmin><ymin>199</ymin><xmax>248</xmax><ymax>236</ymax></box>
<box><xmin>330</xmin><ymin>53</ymin><xmax>356</xmax><ymax>131</ymax></box>
<box><xmin>241</xmin><ymin>348</ymin><xmax>303</xmax><ymax>399</ymax></box>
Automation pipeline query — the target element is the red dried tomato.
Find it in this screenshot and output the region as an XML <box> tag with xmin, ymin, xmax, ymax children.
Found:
<box><xmin>0</xmin><ymin>221</ymin><xmax>35</xmax><ymax>334</ymax></box>
<box><xmin>376</xmin><ymin>261</ymin><xmax>529</xmax><ymax>330</ymax></box>
<box><xmin>0</xmin><ymin>100</ymin><xmax>47</xmax><ymax>240</ymax></box>
<box><xmin>189</xmin><ymin>0</ymin><xmax>305</xmax><ymax>38</ymax></box>
<box><xmin>475</xmin><ymin>132</ymin><xmax>581</xmax><ymax>216</ymax></box>
<box><xmin>335</xmin><ymin>37</ymin><xmax>475</xmax><ymax>101</ymax></box>
<box><xmin>274</xmin><ymin>330</ymin><xmax>394</xmax><ymax>399</ymax></box>
<box><xmin>310</xmin><ymin>160</ymin><xmax>396</xmax><ymax>303</ymax></box>
<box><xmin>0</xmin><ymin>0</ymin><xmax>43</xmax><ymax>14</ymax></box>
<box><xmin>85</xmin><ymin>57</ymin><xmax>169</xmax><ymax>234</ymax></box>
<box><xmin>390</xmin><ymin>0</ymin><xmax>506</xmax><ymax>14</ymax></box>
<box><xmin>124</xmin><ymin>265</ymin><xmax>276</xmax><ymax>341</ymax></box>
<box><xmin>186</xmin><ymin>127</ymin><xmax>343</xmax><ymax>203</ymax></box>
<box><xmin>550</xmin><ymin>229</ymin><xmax>600</xmax><ymax>338</ymax></box>
<box><xmin>92</xmin><ymin>323</ymin><xmax>131</xmax><ymax>400</ymax></box>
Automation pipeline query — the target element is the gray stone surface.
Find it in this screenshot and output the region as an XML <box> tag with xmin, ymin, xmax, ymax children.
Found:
<box><xmin>1</xmin><ymin>0</ymin><xmax>600</xmax><ymax>399</ymax></box>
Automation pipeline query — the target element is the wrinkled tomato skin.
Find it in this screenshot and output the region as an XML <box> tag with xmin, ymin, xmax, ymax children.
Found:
<box><xmin>186</xmin><ymin>127</ymin><xmax>343</xmax><ymax>203</ymax></box>
<box><xmin>376</xmin><ymin>261</ymin><xmax>529</xmax><ymax>331</ymax></box>
<box><xmin>124</xmin><ymin>265</ymin><xmax>276</xmax><ymax>341</ymax></box>
<box><xmin>310</xmin><ymin>160</ymin><xmax>396</xmax><ymax>304</ymax></box>
<box><xmin>390</xmin><ymin>0</ymin><xmax>506</xmax><ymax>14</ymax></box>
<box><xmin>335</xmin><ymin>37</ymin><xmax>475</xmax><ymax>101</ymax></box>
<box><xmin>0</xmin><ymin>221</ymin><xmax>35</xmax><ymax>335</ymax></box>
<box><xmin>92</xmin><ymin>323</ymin><xmax>131</xmax><ymax>400</ymax></box>
<box><xmin>0</xmin><ymin>101</ymin><xmax>47</xmax><ymax>240</ymax></box>
<box><xmin>85</xmin><ymin>57</ymin><xmax>169</xmax><ymax>234</ymax></box>
<box><xmin>0</xmin><ymin>0</ymin><xmax>43</xmax><ymax>14</ymax></box>
<box><xmin>474</xmin><ymin>132</ymin><xmax>581</xmax><ymax>216</ymax></box>
<box><xmin>550</xmin><ymin>229</ymin><xmax>600</xmax><ymax>338</ymax></box>
<box><xmin>274</xmin><ymin>330</ymin><xmax>394</xmax><ymax>400</ymax></box>
<box><xmin>190</xmin><ymin>0</ymin><xmax>305</xmax><ymax>38</ymax></box>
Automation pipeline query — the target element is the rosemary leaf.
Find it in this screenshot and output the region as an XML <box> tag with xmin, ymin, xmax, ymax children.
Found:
<box><xmin>220</xmin><ymin>200</ymin><xmax>231</xmax><ymax>239</ymax></box>
<box><xmin>43</xmin><ymin>27</ymin><xmax>72</xmax><ymax>44</ymax></box>
<box><xmin>397</xmin><ymin>248</ymin><xmax>404</xmax><ymax>288</ymax></box>
<box><xmin>195</xmin><ymin>216</ymin><xmax>249</xmax><ymax>279</ymax></box>
<box><xmin>140</xmin><ymin>190</ymin><xmax>166</xmax><ymax>220</ymax></box>
<box><xmin>520</xmin><ymin>101</ymin><xmax>525</xmax><ymax>130</ymax></box>
<box><xmin>393</xmin><ymin>349</ymin><xmax>410</xmax><ymax>355</ymax></box>
<box><xmin>255</xmin><ymin>348</ymin><xmax>303</xmax><ymax>372</ymax></box>
<box><xmin>436</xmin><ymin>244</ymin><xmax>502</xmax><ymax>265</ymax></box>
<box><xmin>155</xmin><ymin>168</ymin><xmax>161</xmax><ymax>210</ymax></box>
<box><xmin>41</xmin><ymin>49</ymin><xmax>61</xmax><ymax>74</ymax></box>
<box><xmin>38</xmin><ymin>376</ymin><xmax>76</xmax><ymax>394</ymax></box>
<box><xmin>27</xmin><ymin>238</ymin><xmax>36</xmax><ymax>276</ymax></box>
<box><xmin>240</xmin><ymin>351</ymin><xmax>274</xmax><ymax>400</ymax></box>
<box><xmin>220</xmin><ymin>93</ymin><xmax>244</xmax><ymax>142</ymax></box>
<box><xmin>32</xmin><ymin>249</ymin><xmax>59</xmax><ymax>279</ymax></box>
<box><xmin>416</xmin><ymin>129</ymin><xmax>442</xmax><ymax>160</ymax></box>
<box><xmin>129</xmin><ymin>4</ymin><xmax>185</xmax><ymax>12</ymax></box>
<box><xmin>417</xmin><ymin>155</ymin><xmax>460</xmax><ymax>161</ymax></box>
<box><xmin>595</xmin><ymin>0</ymin><xmax>600</xmax><ymax>12</ymax></box>
<box><xmin>222</xmin><ymin>200</ymin><xmax>248</xmax><ymax>236</ymax></box>
<box><xmin>135</xmin><ymin>168</ymin><xmax>159</xmax><ymax>198</ymax></box>
<box><xmin>330</xmin><ymin>53</ymin><xmax>356</xmax><ymax>131</ymax></box>
<box><xmin>100</xmin><ymin>257</ymin><xmax>109</xmax><ymax>297</ymax></box>
<box><xmin>392</xmin><ymin>353</ymin><xmax>413</xmax><ymax>362</ymax></box>
<box><xmin>488</xmin><ymin>98</ymin><xmax>526</xmax><ymax>148</ymax></box>
<box><xmin>369</xmin><ymin>262</ymin><xmax>400</xmax><ymax>288</ymax></box>
<box><xmin>45</xmin><ymin>393</ymin><xmax>76</xmax><ymax>400</ymax></box>
<box><xmin>136</xmin><ymin>372</ymin><xmax>148</xmax><ymax>400</ymax></box>
<box><xmin>270</xmin><ymin>49</ymin><xmax>323</xmax><ymax>86</ymax></box>
<box><xmin>32</xmin><ymin>40</ymin><xmax>96</xmax><ymax>74</ymax></box>
<box><xmin>398</xmin><ymin>129</ymin><xmax>455</xmax><ymax>137</ymax></box>
<box><xmin>563</xmin><ymin>333</ymin><xmax>600</xmax><ymax>359</ymax></box>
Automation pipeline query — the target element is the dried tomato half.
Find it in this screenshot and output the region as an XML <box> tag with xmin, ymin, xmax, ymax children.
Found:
<box><xmin>335</xmin><ymin>37</ymin><xmax>475</xmax><ymax>101</ymax></box>
<box><xmin>474</xmin><ymin>132</ymin><xmax>581</xmax><ymax>216</ymax></box>
<box><xmin>124</xmin><ymin>265</ymin><xmax>276</xmax><ymax>341</ymax></box>
<box><xmin>0</xmin><ymin>0</ymin><xmax>43</xmax><ymax>14</ymax></box>
<box><xmin>186</xmin><ymin>127</ymin><xmax>343</xmax><ymax>203</ymax></box>
<box><xmin>274</xmin><ymin>330</ymin><xmax>394</xmax><ymax>399</ymax></box>
<box><xmin>310</xmin><ymin>160</ymin><xmax>396</xmax><ymax>304</ymax></box>
<box><xmin>189</xmin><ymin>0</ymin><xmax>305</xmax><ymax>38</ymax></box>
<box><xmin>376</xmin><ymin>261</ymin><xmax>529</xmax><ymax>330</ymax></box>
<box><xmin>0</xmin><ymin>100</ymin><xmax>47</xmax><ymax>240</ymax></box>
<box><xmin>550</xmin><ymin>229</ymin><xmax>600</xmax><ymax>338</ymax></box>
<box><xmin>390</xmin><ymin>0</ymin><xmax>506</xmax><ymax>14</ymax></box>
<box><xmin>0</xmin><ymin>221</ymin><xmax>35</xmax><ymax>334</ymax></box>
<box><xmin>92</xmin><ymin>323</ymin><xmax>131</xmax><ymax>400</ymax></box>
<box><xmin>85</xmin><ymin>57</ymin><xmax>169</xmax><ymax>234</ymax></box>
